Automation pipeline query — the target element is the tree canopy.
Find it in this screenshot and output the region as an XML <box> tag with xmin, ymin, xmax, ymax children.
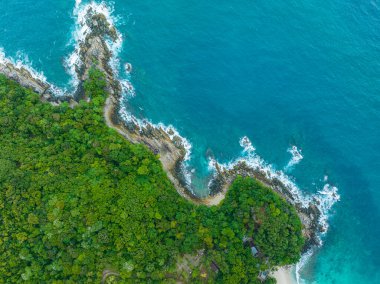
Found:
<box><xmin>0</xmin><ymin>72</ymin><xmax>304</xmax><ymax>283</ymax></box>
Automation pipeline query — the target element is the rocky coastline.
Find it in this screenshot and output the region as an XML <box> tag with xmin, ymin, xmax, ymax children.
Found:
<box><xmin>0</xmin><ymin>8</ymin><xmax>322</xmax><ymax>251</ymax></box>
<box><xmin>207</xmin><ymin>161</ymin><xmax>323</xmax><ymax>249</ymax></box>
<box><xmin>0</xmin><ymin>56</ymin><xmax>65</xmax><ymax>105</ymax></box>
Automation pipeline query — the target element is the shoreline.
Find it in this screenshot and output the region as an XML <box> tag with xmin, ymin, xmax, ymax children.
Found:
<box><xmin>273</xmin><ymin>267</ymin><xmax>297</xmax><ymax>284</ymax></box>
<box><xmin>0</xmin><ymin>5</ymin><xmax>334</xmax><ymax>282</ymax></box>
<box><xmin>0</xmin><ymin>0</ymin><xmax>324</xmax><ymax>245</ymax></box>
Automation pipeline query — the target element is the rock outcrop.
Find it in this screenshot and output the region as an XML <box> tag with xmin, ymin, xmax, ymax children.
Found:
<box><xmin>77</xmin><ymin>10</ymin><xmax>193</xmax><ymax>202</ymax></box>
<box><xmin>0</xmin><ymin>59</ymin><xmax>63</xmax><ymax>103</ymax></box>
<box><xmin>75</xmin><ymin>12</ymin><xmax>121</xmax><ymax>100</ymax></box>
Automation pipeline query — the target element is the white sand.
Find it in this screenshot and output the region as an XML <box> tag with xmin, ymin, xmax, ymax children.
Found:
<box><xmin>272</xmin><ymin>267</ymin><xmax>296</xmax><ymax>284</ymax></box>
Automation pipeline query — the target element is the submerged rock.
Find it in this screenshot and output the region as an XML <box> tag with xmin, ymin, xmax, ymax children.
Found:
<box><xmin>124</xmin><ymin>63</ymin><xmax>132</xmax><ymax>74</ymax></box>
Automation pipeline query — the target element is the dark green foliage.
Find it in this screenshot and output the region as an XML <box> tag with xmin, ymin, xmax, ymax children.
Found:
<box><xmin>0</xmin><ymin>72</ymin><xmax>304</xmax><ymax>283</ymax></box>
<box><xmin>197</xmin><ymin>177</ymin><xmax>304</xmax><ymax>283</ymax></box>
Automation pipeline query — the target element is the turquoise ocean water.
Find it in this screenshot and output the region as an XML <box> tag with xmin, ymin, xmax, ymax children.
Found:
<box><xmin>1</xmin><ymin>0</ymin><xmax>380</xmax><ymax>283</ymax></box>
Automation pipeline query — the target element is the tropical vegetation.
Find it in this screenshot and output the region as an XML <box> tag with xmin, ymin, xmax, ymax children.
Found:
<box><xmin>0</xmin><ymin>72</ymin><xmax>304</xmax><ymax>283</ymax></box>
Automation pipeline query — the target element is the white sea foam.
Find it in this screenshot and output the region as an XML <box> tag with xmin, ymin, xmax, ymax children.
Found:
<box><xmin>1</xmin><ymin>3</ymin><xmax>341</xmax><ymax>282</ymax></box>
<box><xmin>295</xmin><ymin>249</ymin><xmax>314</xmax><ymax>284</ymax></box>
<box><xmin>66</xmin><ymin>4</ymin><xmax>340</xmax><ymax>279</ymax></box>
<box><xmin>119</xmin><ymin>102</ymin><xmax>194</xmax><ymax>187</ymax></box>
<box><xmin>209</xmin><ymin>137</ymin><xmax>311</xmax><ymax>205</ymax></box>
<box><xmin>0</xmin><ymin>48</ymin><xmax>46</xmax><ymax>83</ymax></box>
<box><xmin>209</xmin><ymin>136</ymin><xmax>340</xmax><ymax>283</ymax></box>
<box><xmin>119</xmin><ymin>104</ymin><xmax>192</xmax><ymax>160</ymax></box>
<box><xmin>285</xmin><ymin>145</ymin><xmax>303</xmax><ymax>171</ymax></box>
<box><xmin>66</xmin><ymin>1</ymin><xmax>130</xmax><ymax>95</ymax></box>
<box><xmin>316</xmin><ymin>183</ymin><xmax>340</xmax><ymax>232</ymax></box>
<box><xmin>209</xmin><ymin>136</ymin><xmax>340</xmax><ymax>234</ymax></box>
<box><xmin>0</xmin><ymin>48</ymin><xmax>65</xmax><ymax>96</ymax></box>
<box><xmin>75</xmin><ymin>0</ymin><xmax>82</xmax><ymax>9</ymax></box>
<box><xmin>120</xmin><ymin>79</ymin><xmax>135</xmax><ymax>97</ymax></box>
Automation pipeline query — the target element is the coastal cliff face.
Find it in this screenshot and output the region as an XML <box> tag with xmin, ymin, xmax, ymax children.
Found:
<box><xmin>0</xmin><ymin>7</ymin><xmax>321</xmax><ymax>250</ymax></box>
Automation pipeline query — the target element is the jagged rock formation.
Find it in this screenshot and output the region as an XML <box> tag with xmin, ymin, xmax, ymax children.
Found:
<box><xmin>0</xmin><ymin>62</ymin><xmax>50</xmax><ymax>95</ymax></box>
<box><xmin>0</xmin><ymin>59</ymin><xmax>65</xmax><ymax>105</ymax></box>
<box><xmin>75</xmin><ymin>12</ymin><xmax>121</xmax><ymax>100</ymax></box>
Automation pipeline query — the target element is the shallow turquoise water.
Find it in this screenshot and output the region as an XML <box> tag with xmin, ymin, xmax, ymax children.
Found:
<box><xmin>1</xmin><ymin>0</ymin><xmax>380</xmax><ymax>283</ymax></box>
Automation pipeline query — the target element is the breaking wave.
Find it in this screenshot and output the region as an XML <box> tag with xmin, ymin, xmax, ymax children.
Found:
<box><xmin>208</xmin><ymin>136</ymin><xmax>340</xmax><ymax>283</ymax></box>
<box><xmin>66</xmin><ymin>1</ymin><xmax>132</xmax><ymax>95</ymax></box>
<box><xmin>210</xmin><ymin>136</ymin><xmax>340</xmax><ymax>235</ymax></box>
<box><xmin>295</xmin><ymin>248</ymin><xmax>314</xmax><ymax>284</ymax></box>
<box><xmin>285</xmin><ymin>145</ymin><xmax>304</xmax><ymax>171</ymax></box>
<box><xmin>0</xmin><ymin>48</ymin><xmax>65</xmax><ymax>96</ymax></box>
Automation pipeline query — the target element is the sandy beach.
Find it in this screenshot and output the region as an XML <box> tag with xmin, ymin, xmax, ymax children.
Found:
<box><xmin>273</xmin><ymin>267</ymin><xmax>296</xmax><ymax>284</ymax></box>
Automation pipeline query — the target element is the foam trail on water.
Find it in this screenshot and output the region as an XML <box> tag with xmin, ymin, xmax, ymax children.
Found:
<box><xmin>285</xmin><ymin>145</ymin><xmax>303</xmax><ymax>171</ymax></box>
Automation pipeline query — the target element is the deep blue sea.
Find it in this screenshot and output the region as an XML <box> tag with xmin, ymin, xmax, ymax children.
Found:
<box><xmin>1</xmin><ymin>0</ymin><xmax>380</xmax><ymax>283</ymax></box>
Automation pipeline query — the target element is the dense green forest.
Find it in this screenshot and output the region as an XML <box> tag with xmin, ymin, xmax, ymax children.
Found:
<box><xmin>0</xmin><ymin>72</ymin><xmax>304</xmax><ymax>283</ymax></box>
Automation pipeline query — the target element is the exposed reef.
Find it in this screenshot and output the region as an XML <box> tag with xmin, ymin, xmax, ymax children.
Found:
<box><xmin>0</xmin><ymin>7</ymin><xmax>326</xmax><ymax>251</ymax></box>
